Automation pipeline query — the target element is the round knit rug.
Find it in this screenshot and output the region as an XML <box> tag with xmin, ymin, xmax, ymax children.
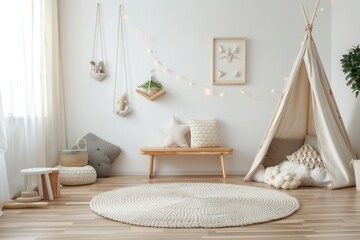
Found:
<box><xmin>90</xmin><ymin>182</ymin><xmax>300</xmax><ymax>228</ymax></box>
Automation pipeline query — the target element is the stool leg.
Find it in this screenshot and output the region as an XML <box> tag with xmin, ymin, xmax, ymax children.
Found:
<box><xmin>23</xmin><ymin>175</ymin><xmax>29</xmax><ymax>192</ymax></box>
<box><xmin>37</xmin><ymin>175</ymin><xmax>44</xmax><ymax>199</ymax></box>
<box><xmin>44</xmin><ymin>174</ymin><xmax>54</xmax><ymax>200</ymax></box>
<box><xmin>25</xmin><ymin>175</ymin><xmax>33</xmax><ymax>192</ymax></box>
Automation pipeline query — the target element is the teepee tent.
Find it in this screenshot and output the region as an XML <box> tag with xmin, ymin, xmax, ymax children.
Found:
<box><xmin>244</xmin><ymin>0</ymin><xmax>356</xmax><ymax>189</ymax></box>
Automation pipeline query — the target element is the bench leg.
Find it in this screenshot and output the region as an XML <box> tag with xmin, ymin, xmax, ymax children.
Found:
<box><xmin>220</xmin><ymin>154</ymin><xmax>226</xmax><ymax>179</ymax></box>
<box><xmin>148</xmin><ymin>155</ymin><xmax>154</xmax><ymax>178</ymax></box>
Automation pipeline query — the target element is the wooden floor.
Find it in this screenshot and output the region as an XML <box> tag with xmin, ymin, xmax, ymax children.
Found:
<box><xmin>1</xmin><ymin>175</ymin><xmax>360</xmax><ymax>240</ymax></box>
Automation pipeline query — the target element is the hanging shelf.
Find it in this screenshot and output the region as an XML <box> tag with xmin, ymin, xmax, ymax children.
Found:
<box><xmin>91</xmin><ymin>3</ymin><xmax>106</xmax><ymax>81</ymax></box>
<box><xmin>113</xmin><ymin>4</ymin><xmax>131</xmax><ymax>117</ymax></box>
<box><xmin>136</xmin><ymin>89</ymin><xmax>166</xmax><ymax>101</ymax></box>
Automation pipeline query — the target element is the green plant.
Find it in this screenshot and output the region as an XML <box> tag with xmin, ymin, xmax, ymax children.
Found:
<box><xmin>340</xmin><ymin>45</ymin><xmax>360</xmax><ymax>97</ymax></box>
<box><xmin>138</xmin><ymin>79</ymin><xmax>162</xmax><ymax>90</ymax></box>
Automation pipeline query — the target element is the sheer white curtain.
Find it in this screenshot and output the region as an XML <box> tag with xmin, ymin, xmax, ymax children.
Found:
<box><xmin>0</xmin><ymin>0</ymin><xmax>66</xmax><ymax>200</ymax></box>
<box><xmin>0</xmin><ymin>93</ymin><xmax>10</xmax><ymax>216</ymax></box>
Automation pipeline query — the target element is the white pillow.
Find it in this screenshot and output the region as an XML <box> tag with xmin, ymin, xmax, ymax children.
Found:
<box><xmin>310</xmin><ymin>167</ymin><xmax>331</xmax><ymax>187</ymax></box>
<box><xmin>252</xmin><ymin>164</ymin><xmax>265</xmax><ymax>183</ymax></box>
<box><xmin>160</xmin><ymin>117</ymin><xmax>190</xmax><ymax>148</ymax></box>
<box><xmin>263</xmin><ymin>165</ymin><xmax>302</xmax><ymax>190</ymax></box>
<box><xmin>188</xmin><ymin>118</ymin><xmax>220</xmax><ymax>148</ymax></box>
<box><xmin>287</xmin><ymin>144</ymin><xmax>324</xmax><ymax>170</ymax></box>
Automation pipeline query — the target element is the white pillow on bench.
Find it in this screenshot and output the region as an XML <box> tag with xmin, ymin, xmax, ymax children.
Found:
<box><xmin>188</xmin><ymin>118</ymin><xmax>220</xmax><ymax>148</ymax></box>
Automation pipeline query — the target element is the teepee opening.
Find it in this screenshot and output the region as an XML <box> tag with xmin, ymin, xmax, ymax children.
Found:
<box><xmin>244</xmin><ymin>0</ymin><xmax>356</xmax><ymax>189</ymax></box>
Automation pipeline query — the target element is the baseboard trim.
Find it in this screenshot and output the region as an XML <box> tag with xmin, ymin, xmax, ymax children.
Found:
<box><xmin>110</xmin><ymin>170</ymin><xmax>248</xmax><ymax>176</ymax></box>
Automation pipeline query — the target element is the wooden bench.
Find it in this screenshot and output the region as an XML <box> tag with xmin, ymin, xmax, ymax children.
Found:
<box><xmin>140</xmin><ymin>147</ymin><xmax>233</xmax><ymax>178</ymax></box>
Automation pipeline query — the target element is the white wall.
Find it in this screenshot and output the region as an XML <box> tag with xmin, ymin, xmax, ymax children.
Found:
<box><xmin>331</xmin><ymin>0</ymin><xmax>360</xmax><ymax>157</ymax></box>
<box><xmin>58</xmin><ymin>0</ymin><xmax>331</xmax><ymax>176</ymax></box>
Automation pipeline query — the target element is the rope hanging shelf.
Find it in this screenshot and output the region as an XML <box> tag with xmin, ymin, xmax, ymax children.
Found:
<box><xmin>135</xmin><ymin>89</ymin><xmax>166</xmax><ymax>101</ymax></box>
<box><xmin>113</xmin><ymin>5</ymin><xmax>130</xmax><ymax>116</ymax></box>
<box><xmin>90</xmin><ymin>3</ymin><xmax>106</xmax><ymax>81</ymax></box>
<box><xmin>136</xmin><ymin>69</ymin><xmax>166</xmax><ymax>101</ymax></box>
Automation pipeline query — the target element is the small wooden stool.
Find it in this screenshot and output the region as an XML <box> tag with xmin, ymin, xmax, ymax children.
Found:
<box><xmin>20</xmin><ymin>168</ymin><xmax>54</xmax><ymax>201</ymax></box>
<box><xmin>41</xmin><ymin>168</ymin><xmax>60</xmax><ymax>200</ymax></box>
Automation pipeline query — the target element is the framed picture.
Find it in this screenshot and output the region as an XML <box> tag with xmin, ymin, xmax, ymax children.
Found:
<box><xmin>212</xmin><ymin>37</ymin><xmax>246</xmax><ymax>85</ymax></box>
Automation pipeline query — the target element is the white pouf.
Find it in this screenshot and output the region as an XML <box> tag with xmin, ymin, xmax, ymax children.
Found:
<box><xmin>56</xmin><ymin>165</ymin><xmax>97</xmax><ymax>186</ymax></box>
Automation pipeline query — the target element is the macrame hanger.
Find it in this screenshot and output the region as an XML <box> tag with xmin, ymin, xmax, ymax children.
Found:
<box><xmin>90</xmin><ymin>3</ymin><xmax>106</xmax><ymax>81</ymax></box>
<box><xmin>113</xmin><ymin>4</ymin><xmax>130</xmax><ymax>117</ymax></box>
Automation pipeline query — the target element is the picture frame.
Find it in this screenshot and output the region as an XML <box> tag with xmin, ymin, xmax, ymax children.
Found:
<box><xmin>212</xmin><ymin>37</ymin><xmax>246</xmax><ymax>85</ymax></box>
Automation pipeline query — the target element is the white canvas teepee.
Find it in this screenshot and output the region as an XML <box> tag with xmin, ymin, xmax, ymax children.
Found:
<box><xmin>244</xmin><ymin>0</ymin><xmax>356</xmax><ymax>189</ymax></box>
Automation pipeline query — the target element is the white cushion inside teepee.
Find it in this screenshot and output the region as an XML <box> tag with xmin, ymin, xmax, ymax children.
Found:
<box><xmin>254</xmin><ymin>160</ymin><xmax>330</xmax><ymax>189</ymax></box>
<box><xmin>287</xmin><ymin>144</ymin><xmax>324</xmax><ymax>170</ymax></box>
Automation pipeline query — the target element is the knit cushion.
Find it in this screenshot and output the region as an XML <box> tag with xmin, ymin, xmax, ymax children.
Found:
<box><xmin>74</xmin><ymin>133</ymin><xmax>121</xmax><ymax>178</ymax></box>
<box><xmin>57</xmin><ymin>165</ymin><xmax>97</xmax><ymax>186</ymax></box>
<box><xmin>188</xmin><ymin>118</ymin><xmax>220</xmax><ymax>148</ymax></box>
<box><xmin>287</xmin><ymin>144</ymin><xmax>324</xmax><ymax>170</ymax></box>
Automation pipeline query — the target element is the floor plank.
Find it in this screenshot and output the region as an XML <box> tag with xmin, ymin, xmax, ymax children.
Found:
<box><xmin>1</xmin><ymin>176</ymin><xmax>360</xmax><ymax>240</ymax></box>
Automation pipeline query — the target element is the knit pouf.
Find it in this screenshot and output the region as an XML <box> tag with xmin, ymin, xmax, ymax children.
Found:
<box><xmin>56</xmin><ymin>165</ymin><xmax>97</xmax><ymax>186</ymax></box>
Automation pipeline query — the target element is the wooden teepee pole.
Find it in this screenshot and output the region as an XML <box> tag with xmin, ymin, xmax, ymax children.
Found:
<box><xmin>310</xmin><ymin>0</ymin><xmax>321</xmax><ymax>26</ymax></box>
<box><xmin>301</xmin><ymin>4</ymin><xmax>310</xmax><ymax>25</ymax></box>
<box><xmin>302</xmin><ymin>0</ymin><xmax>321</xmax><ymax>33</ymax></box>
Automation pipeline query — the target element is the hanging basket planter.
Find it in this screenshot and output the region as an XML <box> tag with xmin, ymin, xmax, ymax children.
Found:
<box><xmin>137</xmin><ymin>79</ymin><xmax>163</xmax><ymax>96</ymax></box>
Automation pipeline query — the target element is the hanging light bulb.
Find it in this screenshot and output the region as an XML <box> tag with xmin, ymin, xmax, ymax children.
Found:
<box><xmin>146</xmin><ymin>49</ymin><xmax>153</xmax><ymax>54</ymax></box>
<box><xmin>284</xmin><ymin>77</ymin><xmax>288</xmax><ymax>81</ymax></box>
<box><xmin>154</xmin><ymin>60</ymin><xmax>161</xmax><ymax>66</ymax></box>
<box><xmin>240</xmin><ymin>90</ymin><xmax>246</xmax><ymax>95</ymax></box>
<box><xmin>123</xmin><ymin>15</ymin><xmax>129</xmax><ymax>20</ymax></box>
<box><xmin>144</xmin><ymin>36</ymin><xmax>150</xmax><ymax>42</ymax></box>
<box><xmin>175</xmin><ymin>75</ymin><xmax>181</xmax><ymax>80</ymax></box>
<box><xmin>271</xmin><ymin>89</ymin><xmax>276</xmax><ymax>93</ymax></box>
<box><xmin>205</xmin><ymin>89</ymin><xmax>213</xmax><ymax>95</ymax></box>
<box><xmin>219</xmin><ymin>92</ymin><xmax>225</xmax><ymax>97</ymax></box>
<box><xmin>188</xmin><ymin>81</ymin><xmax>193</xmax><ymax>86</ymax></box>
<box><xmin>163</xmin><ymin>68</ymin><xmax>169</xmax><ymax>74</ymax></box>
<box><xmin>320</xmin><ymin>7</ymin><xmax>325</xmax><ymax>11</ymax></box>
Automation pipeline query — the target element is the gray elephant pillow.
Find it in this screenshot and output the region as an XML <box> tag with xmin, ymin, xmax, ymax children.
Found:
<box><xmin>74</xmin><ymin>133</ymin><xmax>121</xmax><ymax>177</ymax></box>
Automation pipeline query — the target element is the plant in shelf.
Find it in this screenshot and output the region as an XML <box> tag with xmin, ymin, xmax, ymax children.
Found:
<box><xmin>340</xmin><ymin>45</ymin><xmax>360</xmax><ymax>97</ymax></box>
<box><xmin>137</xmin><ymin>79</ymin><xmax>163</xmax><ymax>96</ymax></box>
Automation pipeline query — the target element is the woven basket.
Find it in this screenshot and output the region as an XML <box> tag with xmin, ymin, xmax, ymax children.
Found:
<box><xmin>59</xmin><ymin>138</ymin><xmax>88</xmax><ymax>167</ymax></box>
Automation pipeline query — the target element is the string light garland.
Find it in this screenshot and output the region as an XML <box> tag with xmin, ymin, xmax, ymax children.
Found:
<box><xmin>137</xmin><ymin>31</ymin><xmax>278</xmax><ymax>98</ymax></box>
<box><xmin>123</xmin><ymin>3</ymin><xmax>327</xmax><ymax>98</ymax></box>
